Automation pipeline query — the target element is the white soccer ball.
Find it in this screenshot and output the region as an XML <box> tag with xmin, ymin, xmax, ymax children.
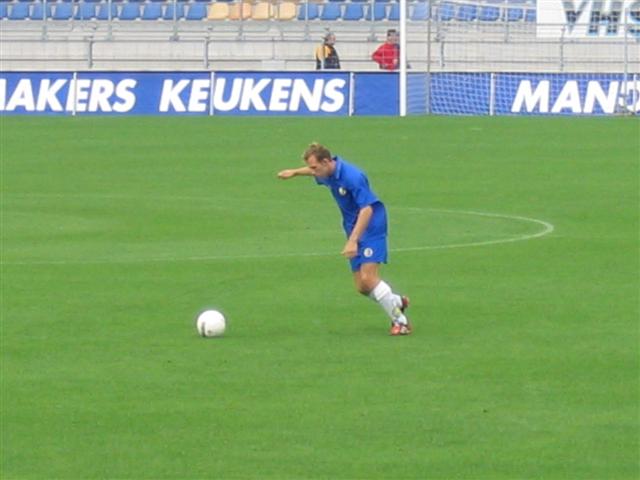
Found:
<box><xmin>196</xmin><ymin>309</ymin><xmax>226</xmax><ymax>338</ymax></box>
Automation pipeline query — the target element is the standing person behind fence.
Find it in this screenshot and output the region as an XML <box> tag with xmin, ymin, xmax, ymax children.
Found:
<box><xmin>372</xmin><ymin>29</ymin><xmax>399</xmax><ymax>70</ymax></box>
<box><xmin>315</xmin><ymin>33</ymin><xmax>341</xmax><ymax>70</ymax></box>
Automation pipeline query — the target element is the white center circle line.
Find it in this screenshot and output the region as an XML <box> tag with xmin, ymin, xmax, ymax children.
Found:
<box><xmin>1</xmin><ymin>203</ymin><xmax>554</xmax><ymax>266</ymax></box>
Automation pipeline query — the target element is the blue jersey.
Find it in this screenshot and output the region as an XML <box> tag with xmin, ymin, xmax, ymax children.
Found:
<box><xmin>315</xmin><ymin>156</ymin><xmax>387</xmax><ymax>240</ymax></box>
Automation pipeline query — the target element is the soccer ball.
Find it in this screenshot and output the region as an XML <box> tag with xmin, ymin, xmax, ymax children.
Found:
<box><xmin>196</xmin><ymin>309</ymin><xmax>226</xmax><ymax>338</ymax></box>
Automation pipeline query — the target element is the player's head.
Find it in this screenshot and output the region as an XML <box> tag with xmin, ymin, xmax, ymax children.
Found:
<box><xmin>303</xmin><ymin>142</ymin><xmax>335</xmax><ymax>178</ymax></box>
<box><xmin>386</xmin><ymin>29</ymin><xmax>399</xmax><ymax>44</ymax></box>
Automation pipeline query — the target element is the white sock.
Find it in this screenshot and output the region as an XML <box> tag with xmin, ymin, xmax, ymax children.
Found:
<box><xmin>368</xmin><ymin>281</ymin><xmax>407</xmax><ymax>325</ymax></box>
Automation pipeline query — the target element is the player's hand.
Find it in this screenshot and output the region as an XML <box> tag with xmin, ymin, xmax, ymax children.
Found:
<box><xmin>277</xmin><ymin>169</ymin><xmax>296</xmax><ymax>180</ymax></box>
<box><xmin>341</xmin><ymin>239</ymin><xmax>358</xmax><ymax>258</ymax></box>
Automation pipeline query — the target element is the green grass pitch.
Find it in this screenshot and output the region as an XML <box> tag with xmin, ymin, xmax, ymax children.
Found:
<box><xmin>1</xmin><ymin>116</ymin><xmax>638</xmax><ymax>479</ymax></box>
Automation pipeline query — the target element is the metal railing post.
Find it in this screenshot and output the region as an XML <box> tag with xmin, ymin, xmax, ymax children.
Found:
<box><xmin>204</xmin><ymin>38</ymin><xmax>209</xmax><ymax>69</ymax></box>
<box><xmin>87</xmin><ymin>39</ymin><xmax>93</xmax><ymax>69</ymax></box>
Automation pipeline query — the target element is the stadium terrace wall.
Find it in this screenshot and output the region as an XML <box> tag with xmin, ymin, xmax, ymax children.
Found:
<box><xmin>1</xmin><ymin>71</ymin><xmax>639</xmax><ymax>116</ymax></box>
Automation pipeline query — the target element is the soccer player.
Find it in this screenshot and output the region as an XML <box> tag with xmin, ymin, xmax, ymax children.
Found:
<box><xmin>277</xmin><ymin>143</ymin><xmax>412</xmax><ymax>336</ymax></box>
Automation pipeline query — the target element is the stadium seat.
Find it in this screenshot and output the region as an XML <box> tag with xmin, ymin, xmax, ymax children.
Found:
<box><xmin>226</xmin><ymin>2</ymin><xmax>250</xmax><ymax>19</ymax></box>
<box><xmin>52</xmin><ymin>2</ymin><xmax>74</xmax><ymax>19</ymax></box>
<box><xmin>506</xmin><ymin>7</ymin><xmax>523</xmax><ymax>20</ymax></box>
<box><xmin>150</xmin><ymin>0</ymin><xmax>166</xmax><ymax>4</ymax></box>
<box><xmin>0</xmin><ymin>3</ymin><xmax>8</xmax><ymax>18</ymax></box>
<box><xmin>387</xmin><ymin>2</ymin><xmax>399</xmax><ymax>20</ymax></box>
<box><xmin>96</xmin><ymin>2</ymin><xmax>118</xmax><ymax>19</ymax></box>
<box><xmin>410</xmin><ymin>1</ymin><xmax>429</xmax><ymax>20</ymax></box>
<box><xmin>343</xmin><ymin>3</ymin><xmax>363</xmax><ymax>20</ymax></box>
<box><xmin>9</xmin><ymin>2</ymin><xmax>30</xmax><ymax>19</ymax></box>
<box><xmin>438</xmin><ymin>2</ymin><xmax>454</xmax><ymax>20</ymax></box>
<box><xmin>525</xmin><ymin>8</ymin><xmax>535</xmax><ymax>21</ymax></box>
<box><xmin>252</xmin><ymin>2</ymin><xmax>274</xmax><ymax>19</ymax></box>
<box><xmin>163</xmin><ymin>2</ymin><xmax>184</xmax><ymax>19</ymax></box>
<box><xmin>276</xmin><ymin>2</ymin><xmax>296</xmax><ymax>20</ymax></box>
<box><xmin>119</xmin><ymin>2</ymin><xmax>141</xmax><ymax>19</ymax></box>
<box><xmin>366</xmin><ymin>2</ymin><xmax>386</xmax><ymax>20</ymax></box>
<box><xmin>479</xmin><ymin>5</ymin><xmax>500</xmax><ymax>21</ymax></box>
<box><xmin>456</xmin><ymin>4</ymin><xmax>476</xmax><ymax>20</ymax></box>
<box><xmin>141</xmin><ymin>3</ymin><xmax>162</xmax><ymax>19</ymax></box>
<box><xmin>185</xmin><ymin>2</ymin><xmax>206</xmax><ymax>19</ymax></box>
<box><xmin>320</xmin><ymin>2</ymin><xmax>341</xmax><ymax>20</ymax></box>
<box><xmin>207</xmin><ymin>2</ymin><xmax>228</xmax><ymax>19</ymax></box>
<box><xmin>75</xmin><ymin>2</ymin><xmax>95</xmax><ymax>19</ymax></box>
<box><xmin>297</xmin><ymin>2</ymin><xmax>318</xmax><ymax>20</ymax></box>
<box><xmin>30</xmin><ymin>1</ymin><xmax>52</xmax><ymax>18</ymax></box>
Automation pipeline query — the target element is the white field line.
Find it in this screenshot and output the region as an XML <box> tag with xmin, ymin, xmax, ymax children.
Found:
<box><xmin>0</xmin><ymin>194</ymin><xmax>554</xmax><ymax>266</ymax></box>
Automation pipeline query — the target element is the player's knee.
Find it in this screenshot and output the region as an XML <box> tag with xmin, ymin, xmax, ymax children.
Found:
<box><xmin>357</xmin><ymin>272</ymin><xmax>379</xmax><ymax>294</ymax></box>
<box><xmin>356</xmin><ymin>281</ymin><xmax>369</xmax><ymax>295</ymax></box>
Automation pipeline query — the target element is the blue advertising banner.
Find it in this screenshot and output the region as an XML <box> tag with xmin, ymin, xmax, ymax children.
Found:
<box><xmin>1</xmin><ymin>71</ymin><xmax>637</xmax><ymax>116</ymax></box>
<box><xmin>0</xmin><ymin>72</ymin><xmax>351</xmax><ymax>116</ymax></box>
<box><xmin>212</xmin><ymin>72</ymin><xmax>350</xmax><ymax>116</ymax></box>
<box><xmin>353</xmin><ymin>73</ymin><xmax>398</xmax><ymax>116</ymax></box>
<box><xmin>0</xmin><ymin>72</ymin><xmax>74</xmax><ymax>115</ymax></box>
<box><xmin>495</xmin><ymin>73</ymin><xmax>638</xmax><ymax>115</ymax></box>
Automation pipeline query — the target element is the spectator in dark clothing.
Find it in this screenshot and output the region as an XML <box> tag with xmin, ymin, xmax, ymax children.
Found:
<box><xmin>315</xmin><ymin>33</ymin><xmax>341</xmax><ymax>70</ymax></box>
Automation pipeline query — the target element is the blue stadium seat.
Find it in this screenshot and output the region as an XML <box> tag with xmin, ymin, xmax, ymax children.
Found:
<box><xmin>53</xmin><ymin>2</ymin><xmax>74</xmax><ymax>19</ymax></box>
<box><xmin>185</xmin><ymin>2</ymin><xmax>206</xmax><ymax>19</ymax></box>
<box><xmin>438</xmin><ymin>2</ymin><xmax>454</xmax><ymax>20</ymax></box>
<box><xmin>387</xmin><ymin>2</ymin><xmax>399</xmax><ymax>20</ymax></box>
<box><xmin>525</xmin><ymin>8</ymin><xmax>535</xmax><ymax>21</ymax></box>
<box><xmin>75</xmin><ymin>2</ymin><xmax>96</xmax><ymax>19</ymax></box>
<box><xmin>96</xmin><ymin>2</ymin><xmax>118</xmax><ymax>19</ymax></box>
<box><xmin>506</xmin><ymin>7</ymin><xmax>523</xmax><ymax>20</ymax></box>
<box><xmin>30</xmin><ymin>1</ymin><xmax>52</xmax><ymax>19</ymax></box>
<box><xmin>141</xmin><ymin>2</ymin><xmax>162</xmax><ymax>19</ymax></box>
<box><xmin>0</xmin><ymin>2</ymin><xmax>8</xmax><ymax>17</ymax></box>
<box><xmin>343</xmin><ymin>3</ymin><xmax>363</xmax><ymax>20</ymax></box>
<box><xmin>9</xmin><ymin>2</ymin><xmax>30</xmax><ymax>18</ymax></box>
<box><xmin>320</xmin><ymin>3</ymin><xmax>341</xmax><ymax>20</ymax></box>
<box><xmin>297</xmin><ymin>2</ymin><xmax>318</xmax><ymax>20</ymax></box>
<box><xmin>163</xmin><ymin>2</ymin><xmax>184</xmax><ymax>19</ymax></box>
<box><xmin>366</xmin><ymin>2</ymin><xmax>386</xmax><ymax>20</ymax></box>
<box><xmin>119</xmin><ymin>2</ymin><xmax>140</xmax><ymax>19</ymax></box>
<box><xmin>456</xmin><ymin>4</ymin><xmax>476</xmax><ymax>20</ymax></box>
<box><xmin>410</xmin><ymin>1</ymin><xmax>429</xmax><ymax>20</ymax></box>
<box><xmin>479</xmin><ymin>5</ymin><xmax>500</xmax><ymax>21</ymax></box>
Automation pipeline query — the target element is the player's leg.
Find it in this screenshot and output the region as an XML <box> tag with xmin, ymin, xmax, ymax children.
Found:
<box><xmin>353</xmin><ymin>262</ymin><xmax>411</xmax><ymax>334</ymax></box>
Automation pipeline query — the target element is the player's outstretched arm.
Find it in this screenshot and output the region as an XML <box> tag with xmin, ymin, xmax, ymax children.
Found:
<box><xmin>277</xmin><ymin>166</ymin><xmax>314</xmax><ymax>179</ymax></box>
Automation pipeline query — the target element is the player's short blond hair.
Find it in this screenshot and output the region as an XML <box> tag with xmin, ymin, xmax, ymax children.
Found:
<box><xmin>303</xmin><ymin>143</ymin><xmax>332</xmax><ymax>162</ymax></box>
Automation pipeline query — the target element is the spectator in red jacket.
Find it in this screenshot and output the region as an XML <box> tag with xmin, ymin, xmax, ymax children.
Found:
<box><xmin>372</xmin><ymin>29</ymin><xmax>399</xmax><ymax>70</ymax></box>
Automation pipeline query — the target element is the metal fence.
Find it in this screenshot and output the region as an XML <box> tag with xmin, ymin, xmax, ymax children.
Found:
<box><xmin>1</xmin><ymin>0</ymin><xmax>638</xmax><ymax>73</ymax></box>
